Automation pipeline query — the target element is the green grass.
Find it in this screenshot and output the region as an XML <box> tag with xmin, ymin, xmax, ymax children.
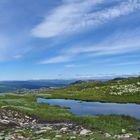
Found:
<box><xmin>36</xmin><ymin>77</ymin><xmax>140</xmax><ymax>103</ymax></box>
<box><xmin>0</xmin><ymin>94</ymin><xmax>139</xmax><ymax>136</ymax></box>
<box><xmin>4</xmin><ymin>128</ymin><xmax>115</xmax><ymax>140</ymax></box>
<box><xmin>0</xmin><ymin>77</ymin><xmax>140</xmax><ymax>139</ymax></box>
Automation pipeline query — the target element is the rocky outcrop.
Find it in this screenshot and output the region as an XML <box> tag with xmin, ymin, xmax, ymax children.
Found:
<box><xmin>0</xmin><ymin>108</ymin><xmax>139</xmax><ymax>140</ymax></box>
<box><xmin>0</xmin><ymin>108</ymin><xmax>92</xmax><ymax>139</ymax></box>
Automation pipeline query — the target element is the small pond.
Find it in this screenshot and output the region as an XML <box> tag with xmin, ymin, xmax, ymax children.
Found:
<box><xmin>37</xmin><ymin>98</ymin><xmax>140</xmax><ymax>120</ymax></box>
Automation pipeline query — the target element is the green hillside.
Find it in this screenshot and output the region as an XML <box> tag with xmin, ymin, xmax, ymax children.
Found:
<box><xmin>0</xmin><ymin>77</ymin><xmax>140</xmax><ymax>139</ymax></box>
<box><xmin>38</xmin><ymin>77</ymin><xmax>140</xmax><ymax>103</ymax></box>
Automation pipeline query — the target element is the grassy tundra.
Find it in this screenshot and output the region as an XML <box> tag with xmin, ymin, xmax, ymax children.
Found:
<box><xmin>0</xmin><ymin>77</ymin><xmax>140</xmax><ymax>139</ymax></box>
<box><xmin>37</xmin><ymin>77</ymin><xmax>140</xmax><ymax>103</ymax></box>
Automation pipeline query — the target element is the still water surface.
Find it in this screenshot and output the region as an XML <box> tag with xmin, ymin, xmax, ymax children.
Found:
<box><xmin>37</xmin><ymin>98</ymin><xmax>140</xmax><ymax>120</ymax></box>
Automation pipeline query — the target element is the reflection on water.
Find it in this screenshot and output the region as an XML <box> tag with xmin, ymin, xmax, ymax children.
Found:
<box><xmin>37</xmin><ymin>98</ymin><xmax>140</xmax><ymax>120</ymax></box>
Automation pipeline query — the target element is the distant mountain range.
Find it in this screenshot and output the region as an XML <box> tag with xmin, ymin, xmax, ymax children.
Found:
<box><xmin>0</xmin><ymin>76</ymin><xmax>138</xmax><ymax>93</ymax></box>
<box><xmin>0</xmin><ymin>80</ymin><xmax>75</xmax><ymax>93</ymax></box>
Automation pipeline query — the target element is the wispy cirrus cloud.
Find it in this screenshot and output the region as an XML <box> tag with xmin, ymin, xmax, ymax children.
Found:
<box><xmin>31</xmin><ymin>0</ymin><xmax>140</xmax><ymax>38</ymax></box>
<box><xmin>0</xmin><ymin>35</ymin><xmax>18</xmax><ymax>61</ymax></box>
<box><xmin>39</xmin><ymin>27</ymin><xmax>140</xmax><ymax>64</ymax></box>
<box><xmin>34</xmin><ymin>0</ymin><xmax>140</xmax><ymax>65</ymax></box>
<box><xmin>64</xmin><ymin>27</ymin><xmax>140</xmax><ymax>56</ymax></box>
<box><xmin>1</xmin><ymin>0</ymin><xmax>140</xmax><ymax>79</ymax></box>
<box><xmin>64</xmin><ymin>64</ymin><xmax>86</xmax><ymax>68</ymax></box>
<box><xmin>31</xmin><ymin>0</ymin><xmax>104</xmax><ymax>38</ymax></box>
<box><xmin>64</xmin><ymin>64</ymin><xmax>76</xmax><ymax>68</ymax></box>
<box><xmin>0</xmin><ymin>34</ymin><xmax>30</xmax><ymax>61</ymax></box>
<box><xmin>39</xmin><ymin>55</ymin><xmax>74</xmax><ymax>64</ymax></box>
<box><xmin>111</xmin><ymin>61</ymin><xmax>140</xmax><ymax>66</ymax></box>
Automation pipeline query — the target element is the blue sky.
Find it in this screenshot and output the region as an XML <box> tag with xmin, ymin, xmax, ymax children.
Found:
<box><xmin>0</xmin><ymin>0</ymin><xmax>140</xmax><ymax>80</ymax></box>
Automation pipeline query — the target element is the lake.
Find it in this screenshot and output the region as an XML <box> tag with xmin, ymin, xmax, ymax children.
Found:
<box><xmin>37</xmin><ymin>98</ymin><xmax>140</xmax><ymax>120</ymax></box>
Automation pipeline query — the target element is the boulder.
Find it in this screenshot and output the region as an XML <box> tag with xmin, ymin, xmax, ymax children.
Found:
<box><xmin>35</xmin><ymin>130</ymin><xmax>47</xmax><ymax>135</ymax></box>
<box><xmin>80</xmin><ymin>129</ymin><xmax>90</xmax><ymax>136</ymax></box>
<box><xmin>105</xmin><ymin>133</ymin><xmax>111</xmax><ymax>137</ymax></box>
<box><xmin>60</xmin><ymin>127</ymin><xmax>68</xmax><ymax>133</ymax></box>
<box><xmin>41</xmin><ymin>126</ymin><xmax>52</xmax><ymax>131</ymax></box>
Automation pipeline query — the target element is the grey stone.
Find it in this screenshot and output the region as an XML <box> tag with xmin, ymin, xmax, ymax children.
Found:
<box><xmin>80</xmin><ymin>129</ymin><xmax>90</xmax><ymax>136</ymax></box>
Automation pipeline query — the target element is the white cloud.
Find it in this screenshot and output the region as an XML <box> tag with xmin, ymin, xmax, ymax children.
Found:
<box><xmin>64</xmin><ymin>64</ymin><xmax>76</xmax><ymax>68</ymax></box>
<box><xmin>40</xmin><ymin>55</ymin><xmax>74</xmax><ymax>64</ymax></box>
<box><xmin>0</xmin><ymin>34</ymin><xmax>30</xmax><ymax>61</ymax></box>
<box><xmin>31</xmin><ymin>0</ymin><xmax>104</xmax><ymax>38</ymax></box>
<box><xmin>0</xmin><ymin>35</ymin><xmax>15</xmax><ymax>61</ymax></box>
<box><xmin>13</xmin><ymin>55</ymin><xmax>23</xmax><ymax>59</ymax></box>
<box><xmin>39</xmin><ymin>28</ymin><xmax>140</xmax><ymax>64</ymax></box>
<box><xmin>64</xmin><ymin>64</ymin><xmax>86</xmax><ymax>68</ymax></box>
<box><xmin>111</xmin><ymin>61</ymin><xmax>140</xmax><ymax>66</ymax></box>
<box><xmin>35</xmin><ymin>0</ymin><xmax>140</xmax><ymax>65</ymax></box>
<box><xmin>31</xmin><ymin>0</ymin><xmax>140</xmax><ymax>38</ymax></box>
<box><xmin>65</xmin><ymin>28</ymin><xmax>140</xmax><ymax>56</ymax></box>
